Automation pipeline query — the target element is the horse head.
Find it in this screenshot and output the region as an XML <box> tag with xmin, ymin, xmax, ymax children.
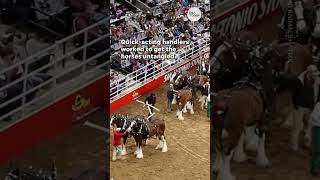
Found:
<box><xmin>110</xmin><ymin>114</ymin><xmax>127</xmax><ymax>129</ymax></box>
<box><xmin>211</xmin><ymin>40</ymin><xmax>234</xmax><ymax>74</ymax></box>
<box><xmin>173</xmin><ymin>73</ymin><xmax>189</xmax><ymax>90</ymax></box>
<box><xmin>127</xmin><ymin>116</ymin><xmax>145</xmax><ymax>133</ymax></box>
<box><xmin>211</xmin><ymin>93</ymin><xmax>232</xmax><ymax>119</ymax></box>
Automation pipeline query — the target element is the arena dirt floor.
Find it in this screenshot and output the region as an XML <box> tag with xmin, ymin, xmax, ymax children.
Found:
<box><xmin>213</xmin><ymin>12</ymin><xmax>319</xmax><ymax>180</ymax></box>
<box><xmin>0</xmin><ymin>111</ymin><xmax>107</xmax><ymax>179</ymax></box>
<box><xmin>110</xmin><ymin>74</ymin><xmax>210</xmax><ymax>180</ymax></box>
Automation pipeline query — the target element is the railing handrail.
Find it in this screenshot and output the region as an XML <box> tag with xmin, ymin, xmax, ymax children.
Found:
<box><xmin>110</xmin><ymin>37</ymin><xmax>210</xmax><ymax>101</ymax></box>
<box><xmin>0</xmin><ymin>17</ymin><xmax>109</xmax><ymax>125</ymax></box>
<box><xmin>110</xmin><ymin>36</ymin><xmax>209</xmax><ymax>87</ymax></box>
<box><xmin>0</xmin><ymin>17</ymin><xmax>109</xmax><ymax>76</ymax></box>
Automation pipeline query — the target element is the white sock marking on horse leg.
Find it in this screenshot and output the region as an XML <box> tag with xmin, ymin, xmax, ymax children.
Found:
<box><xmin>304</xmin><ymin>117</ymin><xmax>312</xmax><ymax>147</ymax></box>
<box><xmin>183</xmin><ymin>104</ymin><xmax>187</xmax><ymax>113</ymax></box>
<box><xmin>213</xmin><ymin>149</ymin><xmax>221</xmax><ymax>173</ymax></box>
<box><xmin>222</xmin><ymin>129</ymin><xmax>229</xmax><ymax>139</ymax></box>
<box><xmin>161</xmin><ymin>136</ymin><xmax>168</xmax><ymax>152</ymax></box>
<box><xmin>190</xmin><ymin>104</ymin><xmax>194</xmax><ymax>114</ymax></box>
<box><xmin>112</xmin><ymin>147</ymin><xmax>117</xmax><ymax>161</ymax></box>
<box><xmin>186</xmin><ymin>102</ymin><xmax>192</xmax><ymax>110</ymax></box>
<box><xmin>256</xmin><ymin>133</ymin><xmax>269</xmax><ymax>167</ymax></box>
<box><xmin>233</xmin><ymin>133</ymin><xmax>247</xmax><ymax>162</ymax></box>
<box><xmin>134</xmin><ymin>146</ymin><xmax>139</xmax><ymax>155</ymax></box>
<box><xmin>136</xmin><ymin>146</ymin><xmax>143</xmax><ymax>159</ymax></box>
<box><xmin>178</xmin><ymin>110</ymin><xmax>184</xmax><ymax>120</ymax></box>
<box><xmin>282</xmin><ymin>109</ymin><xmax>293</xmax><ymax>128</ymax></box>
<box><xmin>245</xmin><ymin>126</ymin><xmax>259</xmax><ymax>152</ymax></box>
<box><xmin>218</xmin><ymin>151</ymin><xmax>236</xmax><ymax>180</ymax></box>
<box><xmin>145</xmin><ymin>138</ymin><xmax>150</xmax><ymax>145</ymax></box>
<box><xmin>156</xmin><ymin>137</ymin><xmax>163</xmax><ymax>149</ymax></box>
<box><xmin>176</xmin><ymin>110</ymin><xmax>180</xmax><ymax>117</ymax></box>
<box><xmin>200</xmin><ymin>96</ymin><xmax>205</xmax><ymax>109</ymax></box>
<box><xmin>290</xmin><ymin>108</ymin><xmax>304</xmax><ymax>151</ymax></box>
<box><xmin>121</xmin><ymin>144</ymin><xmax>127</xmax><ymax>155</ymax></box>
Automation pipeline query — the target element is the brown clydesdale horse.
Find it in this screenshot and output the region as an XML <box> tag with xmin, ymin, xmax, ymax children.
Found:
<box><xmin>191</xmin><ymin>74</ymin><xmax>210</xmax><ymax>100</ymax></box>
<box><xmin>174</xmin><ymin>89</ymin><xmax>194</xmax><ymax>120</ymax></box>
<box><xmin>127</xmin><ymin>115</ymin><xmax>167</xmax><ymax>159</ymax></box>
<box><xmin>212</xmin><ymin>86</ymin><xmax>269</xmax><ymax>180</ymax></box>
<box><xmin>192</xmin><ymin>75</ymin><xmax>209</xmax><ymax>87</ymax></box>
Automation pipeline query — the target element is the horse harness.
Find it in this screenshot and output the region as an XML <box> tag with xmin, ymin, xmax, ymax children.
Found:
<box><xmin>131</xmin><ymin>119</ymin><xmax>151</xmax><ymax>139</ymax></box>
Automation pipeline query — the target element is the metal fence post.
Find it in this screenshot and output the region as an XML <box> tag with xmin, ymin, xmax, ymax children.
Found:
<box><xmin>82</xmin><ymin>31</ymin><xmax>88</xmax><ymax>73</ymax></box>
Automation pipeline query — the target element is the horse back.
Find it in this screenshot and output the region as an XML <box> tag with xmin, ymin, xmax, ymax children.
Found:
<box><xmin>147</xmin><ymin>119</ymin><xmax>165</xmax><ymax>134</ymax></box>
<box><xmin>215</xmin><ymin>87</ymin><xmax>263</xmax><ymax>130</ymax></box>
<box><xmin>291</xmin><ymin>44</ymin><xmax>313</xmax><ymax>74</ymax></box>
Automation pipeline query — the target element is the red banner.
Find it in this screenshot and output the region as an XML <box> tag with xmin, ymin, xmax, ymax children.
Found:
<box><xmin>0</xmin><ymin>76</ymin><xmax>108</xmax><ymax>166</ymax></box>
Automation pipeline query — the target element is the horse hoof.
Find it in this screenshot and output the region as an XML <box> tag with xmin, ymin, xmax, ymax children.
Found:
<box><xmin>190</xmin><ymin>111</ymin><xmax>194</xmax><ymax>114</ymax></box>
<box><xmin>233</xmin><ymin>153</ymin><xmax>247</xmax><ymax>162</ymax></box>
<box><xmin>256</xmin><ymin>158</ymin><xmax>270</xmax><ymax>167</ymax></box>
<box><xmin>290</xmin><ymin>143</ymin><xmax>299</xmax><ymax>152</ymax></box>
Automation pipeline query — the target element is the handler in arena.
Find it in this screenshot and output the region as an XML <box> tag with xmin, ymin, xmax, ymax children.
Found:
<box><xmin>112</xmin><ymin>127</ymin><xmax>128</xmax><ymax>161</ymax></box>
<box><xmin>200</xmin><ymin>82</ymin><xmax>209</xmax><ymax>110</ymax></box>
<box><xmin>310</xmin><ymin>101</ymin><xmax>320</xmax><ymax>176</ymax></box>
<box><xmin>167</xmin><ymin>84</ymin><xmax>174</xmax><ymax>112</ymax></box>
<box><xmin>144</xmin><ymin>93</ymin><xmax>156</xmax><ymax>120</ymax></box>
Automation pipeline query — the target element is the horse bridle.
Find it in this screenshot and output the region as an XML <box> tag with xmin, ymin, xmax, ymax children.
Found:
<box><xmin>129</xmin><ymin>118</ymin><xmax>145</xmax><ymax>134</ymax></box>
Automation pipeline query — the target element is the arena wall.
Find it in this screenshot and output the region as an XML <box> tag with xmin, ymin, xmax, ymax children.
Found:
<box><xmin>0</xmin><ymin>76</ymin><xmax>108</xmax><ymax>166</ymax></box>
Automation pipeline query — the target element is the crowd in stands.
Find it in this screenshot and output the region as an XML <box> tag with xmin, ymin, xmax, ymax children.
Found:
<box><xmin>110</xmin><ymin>0</ymin><xmax>210</xmax><ymax>98</ymax></box>
<box><xmin>0</xmin><ymin>0</ymin><xmax>109</xmax><ymax>122</ymax></box>
<box><xmin>141</xmin><ymin>0</ymin><xmax>169</xmax><ymax>7</ymax></box>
